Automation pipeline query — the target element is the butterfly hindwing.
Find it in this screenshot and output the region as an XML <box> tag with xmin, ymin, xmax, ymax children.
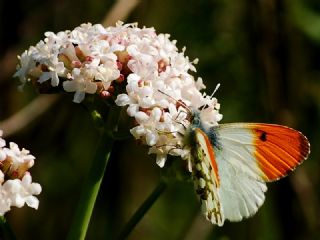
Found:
<box><xmin>214</xmin><ymin>141</ymin><xmax>268</xmax><ymax>222</ymax></box>
<box><xmin>191</xmin><ymin>128</ymin><xmax>224</xmax><ymax>226</ymax></box>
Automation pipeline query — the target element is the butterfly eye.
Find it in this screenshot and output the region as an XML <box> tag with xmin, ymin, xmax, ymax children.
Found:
<box><xmin>192</xmin><ymin>117</ymin><xmax>200</xmax><ymax>127</ymax></box>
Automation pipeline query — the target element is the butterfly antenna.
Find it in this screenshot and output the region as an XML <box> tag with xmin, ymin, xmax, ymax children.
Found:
<box><xmin>201</xmin><ymin>83</ymin><xmax>220</xmax><ymax>110</ymax></box>
<box><xmin>157</xmin><ymin>89</ymin><xmax>192</xmax><ymax>115</ymax></box>
<box><xmin>210</xmin><ymin>83</ymin><xmax>220</xmax><ymax>98</ymax></box>
<box><xmin>158</xmin><ymin>89</ymin><xmax>180</xmax><ymax>103</ymax></box>
<box><xmin>155</xmin><ymin>144</ymin><xmax>183</xmax><ymax>156</ymax></box>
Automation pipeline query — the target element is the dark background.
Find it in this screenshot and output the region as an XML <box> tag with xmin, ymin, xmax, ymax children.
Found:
<box><xmin>0</xmin><ymin>0</ymin><xmax>319</xmax><ymax>239</ymax></box>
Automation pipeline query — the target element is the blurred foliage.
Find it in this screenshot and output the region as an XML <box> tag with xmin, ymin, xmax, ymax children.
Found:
<box><xmin>1</xmin><ymin>0</ymin><xmax>320</xmax><ymax>239</ymax></box>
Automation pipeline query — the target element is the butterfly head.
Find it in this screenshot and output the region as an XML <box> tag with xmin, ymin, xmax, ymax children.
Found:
<box><xmin>187</xmin><ymin>107</ymin><xmax>220</xmax><ymax>133</ymax></box>
<box><xmin>187</xmin><ymin>109</ymin><xmax>203</xmax><ymax>130</ymax></box>
<box><xmin>155</xmin><ymin>89</ymin><xmax>222</xmax><ymax>164</ymax></box>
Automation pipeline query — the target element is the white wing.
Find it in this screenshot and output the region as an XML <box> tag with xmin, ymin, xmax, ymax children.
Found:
<box><xmin>215</xmin><ymin>147</ymin><xmax>267</xmax><ymax>222</ymax></box>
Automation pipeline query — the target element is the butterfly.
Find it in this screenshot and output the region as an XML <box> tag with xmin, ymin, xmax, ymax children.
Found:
<box><xmin>184</xmin><ymin>109</ymin><xmax>310</xmax><ymax>226</ymax></box>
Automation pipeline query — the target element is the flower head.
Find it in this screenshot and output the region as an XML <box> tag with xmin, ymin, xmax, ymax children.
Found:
<box><xmin>14</xmin><ymin>21</ymin><xmax>223</xmax><ymax>167</ymax></box>
<box><xmin>0</xmin><ymin>131</ymin><xmax>41</xmax><ymax>215</ymax></box>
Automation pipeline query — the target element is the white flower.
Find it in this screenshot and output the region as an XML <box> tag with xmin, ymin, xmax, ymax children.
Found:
<box><xmin>3</xmin><ymin>142</ymin><xmax>35</xmax><ymax>177</ymax></box>
<box><xmin>13</xmin><ymin>50</ymin><xmax>36</xmax><ymax>90</ymax></box>
<box><xmin>156</xmin><ymin>154</ymin><xmax>166</xmax><ymax>168</ymax></box>
<box><xmin>115</xmin><ymin>94</ymin><xmax>131</xmax><ymax>106</ymax></box>
<box><xmin>0</xmin><ymin>130</ymin><xmax>42</xmax><ymax>215</ymax></box>
<box><xmin>0</xmin><ymin>173</ymin><xmax>41</xmax><ymax>215</ymax></box>
<box><xmin>38</xmin><ymin>61</ymin><xmax>65</xmax><ymax>87</ymax></box>
<box><xmin>63</xmin><ymin>68</ymin><xmax>98</xmax><ymax>103</ymax></box>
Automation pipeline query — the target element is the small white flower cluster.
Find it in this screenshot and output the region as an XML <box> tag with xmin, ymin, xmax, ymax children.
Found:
<box><xmin>0</xmin><ymin>130</ymin><xmax>41</xmax><ymax>215</ymax></box>
<box><xmin>14</xmin><ymin>22</ymin><xmax>125</xmax><ymax>103</ymax></box>
<box><xmin>14</xmin><ymin>22</ymin><xmax>223</xmax><ymax>167</ymax></box>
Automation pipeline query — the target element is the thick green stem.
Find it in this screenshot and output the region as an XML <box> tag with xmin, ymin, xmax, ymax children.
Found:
<box><xmin>117</xmin><ymin>181</ymin><xmax>167</xmax><ymax>240</ymax></box>
<box><xmin>67</xmin><ymin>132</ymin><xmax>114</xmax><ymax>240</ymax></box>
<box><xmin>0</xmin><ymin>216</ymin><xmax>16</xmax><ymax>240</ymax></box>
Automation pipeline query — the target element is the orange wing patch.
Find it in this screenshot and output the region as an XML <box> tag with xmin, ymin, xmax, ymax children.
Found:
<box><xmin>252</xmin><ymin>124</ymin><xmax>310</xmax><ymax>181</ymax></box>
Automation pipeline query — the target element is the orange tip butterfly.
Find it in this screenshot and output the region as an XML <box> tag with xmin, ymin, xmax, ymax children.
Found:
<box><xmin>184</xmin><ymin>109</ymin><xmax>310</xmax><ymax>226</ymax></box>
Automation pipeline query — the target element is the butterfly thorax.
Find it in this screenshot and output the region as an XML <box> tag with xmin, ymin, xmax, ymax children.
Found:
<box><xmin>184</xmin><ymin>109</ymin><xmax>202</xmax><ymax>141</ymax></box>
<box><xmin>184</xmin><ymin>109</ymin><xmax>219</xmax><ymax>149</ymax></box>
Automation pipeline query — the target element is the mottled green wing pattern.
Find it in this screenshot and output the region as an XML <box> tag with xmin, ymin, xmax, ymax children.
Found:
<box><xmin>191</xmin><ymin>128</ymin><xmax>224</xmax><ymax>226</ymax></box>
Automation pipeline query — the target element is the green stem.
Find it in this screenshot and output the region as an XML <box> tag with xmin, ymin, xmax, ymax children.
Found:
<box><xmin>67</xmin><ymin>132</ymin><xmax>114</xmax><ymax>240</ymax></box>
<box><xmin>117</xmin><ymin>181</ymin><xmax>167</xmax><ymax>240</ymax></box>
<box><xmin>0</xmin><ymin>216</ymin><xmax>16</xmax><ymax>240</ymax></box>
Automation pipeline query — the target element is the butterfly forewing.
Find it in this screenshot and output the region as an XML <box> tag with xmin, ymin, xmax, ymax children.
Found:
<box><xmin>191</xmin><ymin>128</ymin><xmax>224</xmax><ymax>226</ymax></box>
<box><xmin>216</xmin><ymin>123</ymin><xmax>310</xmax><ymax>182</ymax></box>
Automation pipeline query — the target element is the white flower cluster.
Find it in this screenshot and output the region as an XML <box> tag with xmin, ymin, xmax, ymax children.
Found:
<box><xmin>0</xmin><ymin>130</ymin><xmax>41</xmax><ymax>215</ymax></box>
<box><xmin>14</xmin><ymin>22</ymin><xmax>222</xmax><ymax>167</ymax></box>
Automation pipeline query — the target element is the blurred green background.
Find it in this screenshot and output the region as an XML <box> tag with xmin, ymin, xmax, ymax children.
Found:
<box><xmin>0</xmin><ymin>0</ymin><xmax>319</xmax><ymax>239</ymax></box>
